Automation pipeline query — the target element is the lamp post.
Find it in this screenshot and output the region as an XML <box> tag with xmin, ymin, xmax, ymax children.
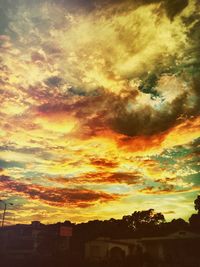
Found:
<box><xmin>0</xmin><ymin>200</ymin><xmax>13</xmax><ymax>227</ymax></box>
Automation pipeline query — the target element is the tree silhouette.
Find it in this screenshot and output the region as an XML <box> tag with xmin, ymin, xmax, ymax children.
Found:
<box><xmin>188</xmin><ymin>195</ymin><xmax>200</xmax><ymax>232</ymax></box>
<box><xmin>169</xmin><ymin>218</ymin><xmax>188</xmax><ymax>231</ymax></box>
<box><xmin>194</xmin><ymin>195</ymin><xmax>200</xmax><ymax>214</ymax></box>
<box><xmin>189</xmin><ymin>213</ymin><xmax>200</xmax><ymax>231</ymax></box>
<box><xmin>122</xmin><ymin>209</ymin><xmax>165</xmax><ymax>231</ymax></box>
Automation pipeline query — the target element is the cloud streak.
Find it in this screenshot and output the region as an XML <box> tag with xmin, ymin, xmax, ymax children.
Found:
<box><xmin>0</xmin><ymin>175</ymin><xmax>120</xmax><ymax>208</ymax></box>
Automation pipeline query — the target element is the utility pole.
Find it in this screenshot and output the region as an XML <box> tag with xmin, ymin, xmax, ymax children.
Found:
<box><xmin>0</xmin><ymin>200</ymin><xmax>13</xmax><ymax>227</ymax></box>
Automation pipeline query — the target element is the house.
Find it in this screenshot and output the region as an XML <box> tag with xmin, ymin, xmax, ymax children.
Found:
<box><xmin>0</xmin><ymin>221</ymin><xmax>73</xmax><ymax>262</ymax></box>
<box><xmin>85</xmin><ymin>237</ymin><xmax>139</xmax><ymax>262</ymax></box>
<box><xmin>85</xmin><ymin>231</ymin><xmax>200</xmax><ymax>266</ymax></box>
<box><xmin>140</xmin><ymin>231</ymin><xmax>200</xmax><ymax>266</ymax></box>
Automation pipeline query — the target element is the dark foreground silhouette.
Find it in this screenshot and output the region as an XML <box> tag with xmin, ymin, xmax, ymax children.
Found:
<box><xmin>1</xmin><ymin>195</ymin><xmax>200</xmax><ymax>267</ymax></box>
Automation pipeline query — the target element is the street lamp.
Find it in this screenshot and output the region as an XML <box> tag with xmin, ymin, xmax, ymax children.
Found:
<box><xmin>0</xmin><ymin>200</ymin><xmax>13</xmax><ymax>227</ymax></box>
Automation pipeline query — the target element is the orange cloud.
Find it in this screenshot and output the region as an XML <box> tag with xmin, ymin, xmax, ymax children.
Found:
<box><xmin>48</xmin><ymin>171</ymin><xmax>142</xmax><ymax>185</ymax></box>
<box><xmin>0</xmin><ymin>175</ymin><xmax>121</xmax><ymax>208</ymax></box>
<box><xmin>112</xmin><ymin>116</ymin><xmax>200</xmax><ymax>155</ymax></box>
<box><xmin>90</xmin><ymin>158</ymin><xmax>119</xmax><ymax>168</ymax></box>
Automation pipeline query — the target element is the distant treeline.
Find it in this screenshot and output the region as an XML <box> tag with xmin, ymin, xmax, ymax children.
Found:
<box><xmin>55</xmin><ymin>195</ymin><xmax>200</xmax><ymax>244</ymax></box>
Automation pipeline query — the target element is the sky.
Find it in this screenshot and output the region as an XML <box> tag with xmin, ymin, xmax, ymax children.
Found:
<box><xmin>0</xmin><ymin>0</ymin><xmax>199</xmax><ymax>225</ymax></box>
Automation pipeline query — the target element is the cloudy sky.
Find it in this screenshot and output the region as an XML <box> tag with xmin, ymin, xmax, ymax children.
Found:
<box><xmin>0</xmin><ymin>0</ymin><xmax>199</xmax><ymax>224</ymax></box>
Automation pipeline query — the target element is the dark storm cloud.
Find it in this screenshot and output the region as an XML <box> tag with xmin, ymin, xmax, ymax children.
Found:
<box><xmin>114</xmin><ymin>76</ymin><xmax>199</xmax><ymax>136</ymax></box>
<box><xmin>0</xmin><ymin>175</ymin><xmax>120</xmax><ymax>207</ymax></box>
<box><xmin>109</xmin><ymin>93</ymin><xmax>196</xmax><ymax>136</ymax></box>
<box><xmin>111</xmin><ymin>91</ymin><xmax>198</xmax><ymax>137</ymax></box>
<box><xmin>36</xmin><ymin>79</ymin><xmax>200</xmax><ymax>137</ymax></box>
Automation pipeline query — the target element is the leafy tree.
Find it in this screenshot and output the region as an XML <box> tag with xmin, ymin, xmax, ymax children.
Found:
<box><xmin>188</xmin><ymin>195</ymin><xmax>200</xmax><ymax>232</ymax></box>
<box><xmin>194</xmin><ymin>195</ymin><xmax>200</xmax><ymax>214</ymax></box>
<box><xmin>122</xmin><ymin>209</ymin><xmax>165</xmax><ymax>231</ymax></box>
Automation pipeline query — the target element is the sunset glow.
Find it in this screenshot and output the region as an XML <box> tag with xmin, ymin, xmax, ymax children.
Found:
<box><xmin>0</xmin><ymin>0</ymin><xmax>199</xmax><ymax>224</ymax></box>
